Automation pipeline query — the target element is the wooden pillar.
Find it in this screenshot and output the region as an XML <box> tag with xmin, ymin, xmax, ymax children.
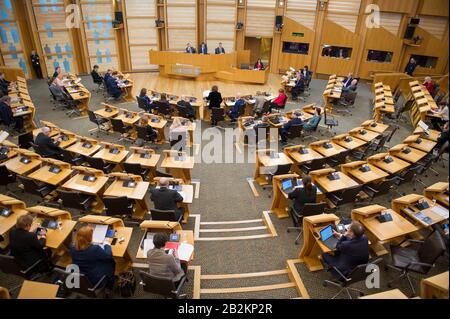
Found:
<box><xmin>310</xmin><ymin>0</ymin><xmax>327</xmax><ymax>77</ymax></box>
<box><xmin>269</xmin><ymin>0</ymin><xmax>286</xmax><ymax>74</ymax></box>
<box><xmin>235</xmin><ymin>0</ymin><xmax>246</xmax><ymax>51</ymax></box>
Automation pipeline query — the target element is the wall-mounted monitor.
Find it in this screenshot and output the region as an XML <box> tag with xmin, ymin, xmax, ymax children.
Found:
<box><xmin>282</xmin><ymin>42</ymin><xmax>309</xmax><ymax>55</ymax></box>
<box><xmin>367</xmin><ymin>50</ymin><xmax>393</xmax><ymax>63</ymax></box>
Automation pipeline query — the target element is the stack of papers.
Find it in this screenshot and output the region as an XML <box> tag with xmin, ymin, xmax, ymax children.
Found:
<box><xmin>178</xmin><ymin>243</ymin><xmax>194</xmax><ymax>262</ymax></box>
<box><xmin>431</xmin><ymin>205</ymin><xmax>449</xmax><ymax>219</ymax></box>
<box><xmin>92</xmin><ymin>224</ymin><xmax>108</xmax><ymax>244</ymax></box>
<box><xmin>143</xmin><ymin>234</ymin><xmax>155</xmax><ymax>257</ymax></box>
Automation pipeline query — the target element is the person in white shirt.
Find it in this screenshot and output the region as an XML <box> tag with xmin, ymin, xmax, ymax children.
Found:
<box><xmin>431</xmin><ymin>101</ymin><xmax>449</xmax><ymax>130</ymax></box>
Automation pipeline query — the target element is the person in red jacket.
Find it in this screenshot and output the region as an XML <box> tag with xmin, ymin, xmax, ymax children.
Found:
<box><xmin>423</xmin><ymin>76</ymin><xmax>434</xmax><ymax>94</ymax></box>
<box><xmin>269</xmin><ymin>89</ymin><xmax>287</xmax><ymax>113</ymax></box>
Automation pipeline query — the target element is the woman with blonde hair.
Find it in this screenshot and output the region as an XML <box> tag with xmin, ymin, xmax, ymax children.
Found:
<box><xmin>69</xmin><ymin>225</ymin><xmax>116</xmax><ymax>295</ymax></box>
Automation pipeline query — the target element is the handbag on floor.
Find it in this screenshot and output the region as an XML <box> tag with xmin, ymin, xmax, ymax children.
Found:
<box><xmin>117</xmin><ymin>270</ymin><xmax>136</xmax><ymax>298</ymax></box>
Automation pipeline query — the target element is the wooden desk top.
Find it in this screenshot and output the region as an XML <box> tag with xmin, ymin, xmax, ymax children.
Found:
<box><xmin>28</xmin><ymin>165</ymin><xmax>73</xmax><ymax>186</ymax></box>
<box><xmin>421</xmin><ymin>271</ymin><xmax>449</xmax><ymax>296</ymax></box>
<box><xmin>312</xmin><ymin>171</ymin><xmax>359</xmax><ymax>193</ymax></box>
<box><xmin>142</xmin><ymin>114</ymin><xmax>168</xmax><ymax>129</ymax></box>
<box><xmin>284</xmin><ymin>147</ymin><xmax>323</xmax><ymax>164</ymax></box>
<box><xmin>403</xmin><ymin>135</ymin><xmax>437</xmax><ymax>153</ymax></box>
<box><xmin>0</xmin><ymin>208</ymin><xmax>29</xmax><ymax>236</ymax></box>
<box><xmin>136</xmin><ymin>229</ymin><xmax>194</xmax><ymax>259</ymax></box>
<box><xmin>368</xmin><ymin>154</ymin><xmax>410</xmax><ymax>175</ymax></box>
<box><xmin>360</xmin><ymin>120</ymin><xmax>389</xmax><ymax>134</ymax></box>
<box><xmin>62</xmin><ymin>173</ymin><xmax>109</xmax><ymax>195</ymax></box>
<box><xmin>349</xmin><ymin>128</ymin><xmax>380</xmax><ymax>142</ymax></box>
<box><xmin>389</xmin><ymin>145</ymin><xmax>427</xmax><ymax>164</ymax></box>
<box><xmin>39</xmin><ymin>219</ymin><xmax>76</xmax><ymax>250</ymax></box>
<box><xmin>104</xmin><ymin>179</ymin><xmax>149</xmax><ymax>200</ymax></box>
<box><xmin>3</xmin><ymin>155</ymin><xmax>42</xmax><ymax>175</ymax></box>
<box><xmin>115</xmin><ymin>113</ymin><xmax>140</xmax><ymax>126</ymax></box>
<box><xmin>359</xmin><ymin>289</ymin><xmax>408</xmax><ymax>299</ymax></box>
<box><xmin>413</xmin><ymin>127</ymin><xmax>440</xmax><ymax>142</ymax></box>
<box><xmin>66</xmin><ymin>141</ymin><xmax>101</xmax><ymax>157</ymax></box>
<box><xmin>17</xmin><ymin>281</ymin><xmax>59</xmax><ymax>299</ymax></box>
<box><xmin>94</xmin><ymin>107</ymin><xmax>119</xmax><ymax>119</ymax></box>
<box><xmin>332</xmin><ymin>135</ymin><xmax>367</xmax><ymax>150</ymax></box>
<box><xmin>345</xmin><ymin>163</ymin><xmax>389</xmax><ymax>184</ymax></box>
<box><xmin>354</xmin><ymin>207</ymin><xmax>418</xmax><ymax>241</ymax></box>
<box><xmin>93</xmin><ymin>147</ymin><xmax>129</xmax><ymax>164</ymax></box>
<box><xmin>107</xmin><ymin>226</ymin><xmax>133</xmax><ymax>257</ymax></box>
<box><xmin>401</xmin><ymin>203</ymin><xmax>448</xmax><ymax>227</ymax></box>
<box><xmin>311</xmin><ymin>142</ymin><xmax>346</xmax><ymax>157</ymax></box>
<box><xmin>125</xmin><ymin>152</ymin><xmax>160</xmax><ymax>168</ymax></box>
<box><xmin>160</xmin><ymin>155</ymin><xmax>195</xmax><ymax>169</ymax></box>
<box><xmin>54</xmin><ymin>134</ymin><xmax>77</xmax><ymax>149</ymax></box>
<box><xmin>258</xmin><ymin>152</ymin><xmax>293</xmax><ymax>167</ymax></box>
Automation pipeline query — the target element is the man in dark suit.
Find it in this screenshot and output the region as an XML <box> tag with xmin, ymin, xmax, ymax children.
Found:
<box><xmin>342</xmin><ymin>73</ymin><xmax>353</xmax><ymax>88</ymax></box>
<box><xmin>185</xmin><ymin>43</ymin><xmax>196</xmax><ymax>54</ymax></box>
<box><xmin>30</xmin><ymin>50</ymin><xmax>43</xmax><ymax>79</ymax></box>
<box><xmin>280</xmin><ymin>111</ymin><xmax>303</xmax><ymax>143</ymax></box>
<box><xmin>0</xmin><ymin>72</ymin><xmax>11</xmax><ymax>96</ymax></box>
<box><xmin>215</xmin><ymin>42</ymin><xmax>225</xmax><ymax>54</ymax></box>
<box><xmin>9</xmin><ymin>215</ymin><xmax>51</xmax><ymax>271</ymax></box>
<box><xmin>35</xmin><ymin>126</ymin><xmax>63</xmax><ymax>159</ymax></box>
<box><xmin>321</xmin><ymin>221</ymin><xmax>369</xmax><ymax>277</ymax></box>
<box><xmin>150</xmin><ymin>177</ymin><xmax>184</xmax><ymax>220</ymax></box>
<box><xmin>177</xmin><ymin>96</ymin><xmax>196</xmax><ymax>121</ymax></box>
<box><xmin>0</xmin><ymin>96</ymin><xmax>24</xmax><ymax>132</ymax></box>
<box><xmin>199</xmin><ymin>42</ymin><xmax>208</xmax><ymax>54</ymax></box>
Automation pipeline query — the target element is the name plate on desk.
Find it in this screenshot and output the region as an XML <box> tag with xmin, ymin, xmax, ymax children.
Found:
<box><xmin>171</xmin><ymin>64</ymin><xmax>201</xmax><ymax>76</ymax></box>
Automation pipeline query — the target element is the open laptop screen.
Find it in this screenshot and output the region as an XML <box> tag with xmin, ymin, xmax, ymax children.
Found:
<box><xmin>281</xmin><ymin>179</ymin><xmax>293</xmax><ymax>191</ymax></box>
<box><xmin>320</xmin><ymin>225</ymin><xmax>333</xmax><ymax>241</ymax></box>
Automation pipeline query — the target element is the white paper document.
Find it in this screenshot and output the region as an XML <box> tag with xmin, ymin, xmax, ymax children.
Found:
<box><xmin>92</xmin><ymin>224</ymin><xmax>108</xmax><ymax>244</ymax></box>
<box><xmin>431</xmin><ymin>205</ymin><xmax>449</xmax><ymax>219</ymax></box>
<box><xmin>177</xmin><ymin>243</ymin><xmax>194</xmax><ymax>262</ymax></box>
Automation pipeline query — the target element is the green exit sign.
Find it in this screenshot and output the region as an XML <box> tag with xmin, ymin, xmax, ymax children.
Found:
<box><xmin>292</xmin><ymin>32</ymin><xmax>304</xmax><ymax>37</ymax></box>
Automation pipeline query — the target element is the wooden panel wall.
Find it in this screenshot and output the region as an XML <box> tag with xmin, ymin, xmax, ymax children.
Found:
<box><xmin>166</xmin><ymin>0</ymin><xmax>197</xmax><ymax>50</ymax></box>
<box><xmin>0</xmin><ymin>0</ymin><xmax>30</xmax><ymax>77</ymax></box>
<box><xmin>285</xmin><ymin>0</ymin><xmax>317</xmax><ymax>30</ymax></box>
<box><xmin>245</xmin><ymin>0</ymin><xmax>276</xmax><ymax>37</ymax></box>
<box><xmin>205</xmin><ymin>0</ymin><xmax>236</xmax><ymax>52</ymax></box>
<box><xmin>29</xmin><ymin>0</ymin><xmax>77</xmax><ymax>75</ymax></box>
<box><xmin>124</xmin><ymin>0</ymin><xmax>158</xmax><ymax>71</ymax></box>
<box><xmin>79</xmin><ymin>0</ymin><xmax>118</xmax><ymax>71</ymax></box>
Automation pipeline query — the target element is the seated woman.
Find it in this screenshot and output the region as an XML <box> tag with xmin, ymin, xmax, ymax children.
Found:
<box><xmin>156</xmin><ymin>93</ymin><xmax>172</xmax><ymax>114</ymax></box>
<box><xmin>269</xmin><ymin>89</ymin><xmax>287</xmax><ymax>112</ymax></box>
<box><xmin>303</xmin><ymin>107</ymin><xmax>322</xmax><ymax>131</ymax></box>
<box><xmin>254</xmin><ymin>58</ymin><xmax>264</xmax><ymax>70</ymax></box>
<box><xmin>138</xmin><ymin>118</ymin><xmax>158</xmax><ymax>142</ymax></box>
<box><xmin>423</xmin><ymin>76</ymin><xmax>435</xmax><ymax>94</ymax></box>
<box><xmin>169</xmin><ymin>117</ymin><xmax>189</xmax><ymax>151</ymax></box>
<box><xmin>52</xmin><ymin>74</ymin><xmax>65</xmax><ymax>87</ymax></box>
<box><xmin>69</xmin><ymin>226</ymin><xmax>116</xmax><ymax>296</ymax></box>
<box><xmin>291</xmin><ymin>73</ymin><xmax>305</xmax><ymax>101</ymax></box>
<box><xmin>288</xmin><ymin>175</ymin><xmax>317</xmax><ymax>223</ymax></box>
<box><xmin>138</xmin><ymin>88</ymin><xmax>153</xmax><ymax>112</ymax></box>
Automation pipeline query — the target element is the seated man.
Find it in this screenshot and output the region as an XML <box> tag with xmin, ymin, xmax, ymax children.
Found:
<box><xmin>303</xmin><ymin>107</ymin><xmax>322</xmax><ymax>132</ymax></box>
<box><xmin>91</xmin><ymin>65</ymin><xmax>103</xmax><ymax>85</ymax></box>
<box><xmin>342</xmin><ymin>73</ymin><xmax>353</xmax><ymax>88</ymax></box>
<box><xmin>291</xmin><ymin>74</ymin><xmax>305</xmax><ymax>101</ymax></box>
<box><xmin>423</xmin><ymin>76</ymin><xmax>434</xmax><ymax>94</ymax></box>
<box><xmin>0</xmin><ymin>72</ymin><xmax>11</xmax><ymax>96</ymax></box>
<box><xmin>338</xmin><ymin>79</ymin><xmax>358</xmax><ymax>105</ymax></box>
<box><xmin>35</xmin><ymin>126</ymin><xmax>63</xmax><ymax>159</ymax></box>
<box><xmin>321</xmin><ymin>221</ymin><xmax>369</xmax><ymax>278</ymax></box>
<box><xmin>269</xmin><ymin>89</ymin><xmax>287</xmax><ymax>112</ymax></box>
<box><xmin>9</xmin><ymin>215</ymin><xmax>51</xmax><ymax>272</ymax></box>
<box><xmin>138</xmin><ymin>88</ymin><xmax>153</xmax><ymax>112</ymax></box>
<box><xmin>147</xmin><ymin>232</ymin><xmax>185</xmax><ymax>283</ymax></box>
<box><xmin>177</xmin><ymin>96</ymin><xmax>196</xmax><ymax>121</ymax></box>
<box><xmin>106</xmin><ymin>72</ymin><xmax>122</xmax><ymax>99</ymax></box>
<box><xmin>228</xmin><ymin>94</ymin><xmax>246</xmax><ymax>122</ymax></box>
<box><xmin>0</xmin><ymin>96</ymin><xmax>24</xmax><ymax>132</ymax></box>
<box><xmin>280</xmin><ymin>111</ymin><xmax>303</xmax><ymax>144</ymax></box>
<box><xmin>150</xmin><ymin>177</ymin><xmax>184</xmax><ymax>221</ymax></box>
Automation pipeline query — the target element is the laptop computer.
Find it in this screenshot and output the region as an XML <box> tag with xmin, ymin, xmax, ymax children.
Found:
<box><xmin>281</xmin><ymin>179</ymin><xmax>295</xmax><ymax>194</ymax></box>
<box><xmin>319</xmin><ymin>225</ymin><xmax>339</xmax><ymax>250</ymax></box>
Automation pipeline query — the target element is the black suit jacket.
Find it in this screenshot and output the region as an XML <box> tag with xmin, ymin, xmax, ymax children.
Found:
<box><xmin>9</xmin><ymin>228</ymin><xmax>46</xmax><ymax>269</ymax></box>
<box><xmin>186</xmin><ymin>46</ymin><xmax>196</xmax><ymax>54</ymax></box>
<box><xmin>329</xmin><ymin>235</ymin><xmax>369</xmax><ymax>275</ymax></box>
<box><xmin>215</xmin><ymin>47</ymin><xmax>225</xmax><ymax>54</ymax></box>
<box><xmin>35</xmin><ymin>132</ymin><xmax>62</xmax><ymax>157</ymax></box>
<box><xmin>199</xmin><ymin>44</ymin><xmax>208</xmax><ymax>54</ymax></box>
<box><xmin>0</xmin><ymin>79</ymin><xmax>9</xmax><ymax>95</ymax></box>
<box><xmin>150</xmin><ymin>187</ymin><xmax>183</xmax><ymax>211</ymax></box>
<box><xmin>206</xmin><ymin>91</ymin><xmax>223</xmax><ymax>109</ymax></box>
<box><xmin>288</xmin><ymin>185</ymin><xmax>316</xmax><ymax>211</ymax></box>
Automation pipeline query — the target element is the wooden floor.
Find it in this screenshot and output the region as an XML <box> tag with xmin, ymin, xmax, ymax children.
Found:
<box><xmin>128</xmin><ymin>72</ymin><xmax>283</xmax><ymax>99</ymax></box>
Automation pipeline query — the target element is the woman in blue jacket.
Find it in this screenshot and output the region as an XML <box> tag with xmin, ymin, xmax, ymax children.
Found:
<box><xmin>69</xmin><ymin>226</ymin><xmax>116</xmax><ymax>294</ymax></box>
